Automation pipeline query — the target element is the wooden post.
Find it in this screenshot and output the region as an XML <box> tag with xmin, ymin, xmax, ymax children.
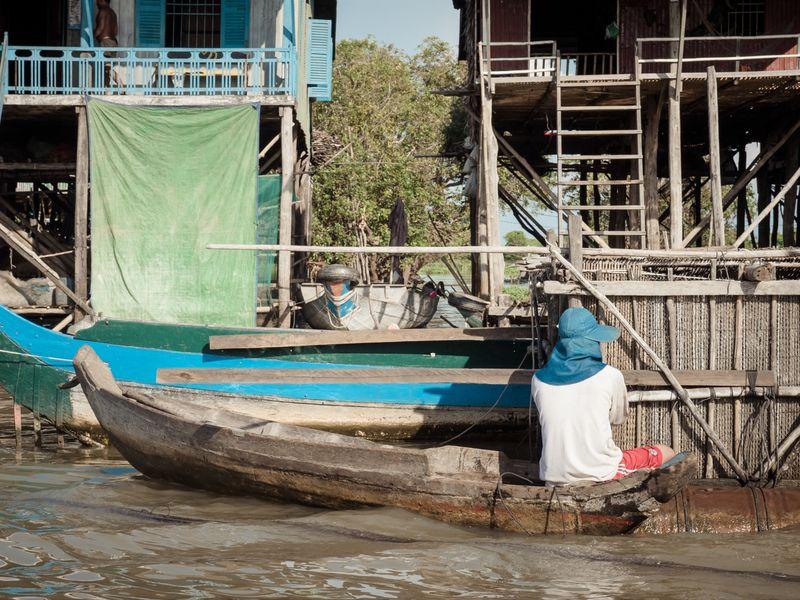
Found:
<box><xmin>733</xmin><ymin>265</ymin><xmax>743</xmax><ymax>460</ymax></box>
<box><xmin>643</xmin><ymin>90</ymin><xmax>665</xmax><ymax>249</ymax></box>
<box><xmin>277</xmin><ymin>107</ymin><xmax>296</xmax><ymax>328</ymax></box>
<box><xmin>706</xmin><ymin>260</ymin><xmax>717</xmax><ymax>476</ymax></box>
<box><xmin>707</xmin><ymin>67</ymin><xmax>725</xmax><ymax>246</ymax></box>
<box><xmin>783</xmin><ymin>138</ymin><xmax>799</xmax><ymax>247</ymax></box>
<box><xmin>478</xmin><ymin>50</ymin><xmax>503</xmax><ymax>301</ymax></box>
<box><xmin>592</xmin><ymin>160</ymin><xmax>602</xmax><ymax>233</ymax></box>
<box><xmin>668</xmin><ymin>0</ymin><xmax>687</xmax><ymax>248</ymax></box>
<box><xmin>567</xmin><ymin>215</ymin><xmax>583</xmax><ymax>308</ymax></box>
<box><xmin>757</xmin><ymin>152</ymin><xmax>772</xmax><ymax>247</ymax></box>
<box><xmin>13</xmin><ymin>400</ymin><xmax>22</xmax><ymax>450</ymax></box>
<box><xmin>736</xmin><ymin>144</ymin><xmax>747</xmax><ymax>239</ymax></box>
<box><xmin>74</xmin><ymin>106</ymin><xmax>90</xmax><ymax>322</ymax></box>
<box><xmin>578</xmin><ymin>161</ymin><xmax>588</xmax><ymax>224</ymax></box>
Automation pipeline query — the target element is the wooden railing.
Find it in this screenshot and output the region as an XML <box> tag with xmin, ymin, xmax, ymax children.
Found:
<box><xmin>481</xmin><ymin>41</ymin><xmax>557</xmax><ymax>78</ymax></box>
<box><xmin>3</xmin><ymin>45</ymin><xmax>296</xmax><ymax>97</ymax></box>
<box><xmin>560</xmin><ymin>52</ymin><xmax>616</xmax><ymax>76</ymax></box>
<box><xmin>636</xmin><ymin>34</ymin><xmax>800</xmax><ymax>75</ymax></box>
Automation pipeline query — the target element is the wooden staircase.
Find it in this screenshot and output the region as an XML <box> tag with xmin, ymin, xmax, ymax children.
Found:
<box><xmin>555</xmin><ymin>68</ymin><xmax>645</xmax><ymax>246</ymax></box>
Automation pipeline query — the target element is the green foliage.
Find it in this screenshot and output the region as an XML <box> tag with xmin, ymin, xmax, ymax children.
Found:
<box><xmin>311</xmin><ymin>38</ymin><xmax>468</xmax><ymax>279</ymax></box>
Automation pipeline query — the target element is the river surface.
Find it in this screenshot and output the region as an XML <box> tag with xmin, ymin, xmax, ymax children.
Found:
<box><xmin>1</xmin><ymin>444</ymin><xmax>800</xmax><ymax>599</ymax></box>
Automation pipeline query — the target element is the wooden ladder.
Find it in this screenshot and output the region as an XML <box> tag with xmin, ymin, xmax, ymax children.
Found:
<box><xmin>555</xmin><ymin>64</ymin><xmax>645</xmax><ymax>246</ymax></box>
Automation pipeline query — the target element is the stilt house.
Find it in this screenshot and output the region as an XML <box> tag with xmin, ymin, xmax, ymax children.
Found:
<box><xmin>0</xmin><ymin>0</ymin><xmax>336</xmax><ymax>328</ymax></box>
<box><xmin>453</xmin><ymin>0</ymin><xmax>800</xmax><ymax>298</ymax></box>
<box><xmin>454</xmin><ymin>1</ymin><xmax>800</xmax><ymax>481</ymax></box>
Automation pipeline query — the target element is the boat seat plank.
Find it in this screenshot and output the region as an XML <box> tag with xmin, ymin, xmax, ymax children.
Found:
<box><xmin>208</xmin><ymin>327</ymin><xmax>533</xmax><ymax>350</ymax></box>
<box><xmin>156</xmin><ymin>367</ymin><xmax>776</xmax><ymax>388</ymax></box>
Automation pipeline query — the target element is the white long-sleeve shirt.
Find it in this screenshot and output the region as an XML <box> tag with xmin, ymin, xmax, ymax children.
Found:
<box><xmin>532</xmin><ymin>365</ymin><xmax>629</xmax><ymax>485</ymax></box>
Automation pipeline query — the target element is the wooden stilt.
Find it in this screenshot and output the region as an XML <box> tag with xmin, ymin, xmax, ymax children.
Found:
<box><xmin>666</xmin><ymin>267</ymin><xmax>680</xmax><ymax>450</ymax></box>
<box><xmin>592</xmin><ymin>160</ymin><xmax>602</xmax><ymax>233</ymax></box>
<box><xmin>783</xmin><ymin>138</ymin><xmax>799</xmax><ymax>247</ymax></box>
<box><xmin>642</xmin><ymin>91</ymin><xmax>665</xmax><ymax>249</ymax></box>
<box><xmin>32</xmin><ymin>413</ymin><xmax>42</xmax><ymax>447</ymax></box>
<box><xmin>707</xmin><ymin>67</ymin><xmax>725</xmax><ymax>246</ymax></box>
<box><xmin>74</xmin><ymin>106</ymin><xmax>90</xmax><ymax>323</ymax></box>
<box><xmin>756</xmin><ymin>161</ymin><xmax>772</xmax><ymax>247</ymax></box>
<box><xmin>567</xmin><ymin>215</ymin><xmax>583</xmax><ymax>308</ymax></box>
<box><xmin>769</xmin><ymin>295</ymin><xmax>778</xmax><ymax>458</ymax></box>
<box><xmin>736</xmin><ymin>144</ymin><xmax>747</xmax><ymax>239</ymax></box>
<box><xmin>682</xmin><ymin>117</ymin><xmax>800</xmax><ymax>247</ymax></box>
<box><xmin>668</xmin><ymin>0</ymin><xmax>687</xmax><ymax>248</ymax></box>
<box><xmin>733</xmin><ymin>263</ymin><xmax>743</xmax><ymax>460</ymax></box>
<box><xmin>13</xmin><ymin>400</ymin><xmax>22</xmax><ymax>450</ymax></box>
<box><xmin>732</xmin><ymin>164</ymin><xmax>800</xmax><ymax>248</ymax></box>
<box><xmin>705</xmin><ymin>400</ymin><xmax>716</xmax><ymax>478</ymax></box>
<box><xmin>277</xmin><ymin>106</ymin><xmax>296</xmax><ymax>328</ymax></box>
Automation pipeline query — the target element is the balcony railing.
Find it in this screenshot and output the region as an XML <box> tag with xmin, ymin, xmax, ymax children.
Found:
<box><xmin>1</xmin><ymin>45</ymin><xmax>296</xmax><ymax>97</ymax></box>
<box><xmin>636</xmin><ymin>34</ymin><xmax>800</xmax><ymax>75</ymax></box>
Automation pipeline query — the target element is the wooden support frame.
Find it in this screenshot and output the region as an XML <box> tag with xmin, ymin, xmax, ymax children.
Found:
<box><xmin>667</xmin><ymin>0</ymin><xmax>687</xmax><ymax>248</ymax></box>
<box><xmin>0</xmin><ymin>220</ymin><xmax>93</xmax><ymax>315</ymax></box>
<box><xmin>643</xmin><ymin>87</ymin><xmax>666</xmax><ymax>248</ymax></box>
<box><xmin>74</xmin><ymin>106</ymin><xmax>90</xmax><ymax>322</ymax></box>
<box><xmin>277</xmin><ymin>106</ymin><xmax>295</xmax><ymax>328</ymax></box>
<box><xmin>706</xmin><ymin>67</ymin><xmax>725</xmax><ymax>246</ymax></box>
<box><xmin>731</xmin><ymin>164</ymin><xmax>800</xmax><ymax>248</ymax></box>
<box><xmin>682</xmin><ymin>117</ymin><xmax>800</xmax><ymax>247</ymax></box>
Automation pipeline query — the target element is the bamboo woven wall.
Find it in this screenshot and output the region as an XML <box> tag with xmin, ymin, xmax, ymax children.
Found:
<box><xmin>542</xmin><ymin>257</ymin><xmax>800</xmax><ymax>480</ymax></box>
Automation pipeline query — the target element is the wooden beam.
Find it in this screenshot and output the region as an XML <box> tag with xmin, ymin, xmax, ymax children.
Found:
<box><xmin>74</xmin><ymin>106</ymin><xmax>89</xmax><ymax>322</ymax></box>
<box><xmin>568</xmin><ymin>214</ymin><xmax>583</xmax><ymax>308</ymax></box>
<box><xmin>706</xmin><ymin>67</ymin><xmax>725</xmax><ymax>246</ymax></box>
<box><xmin>668</xmin><ymin>0</ymin><xmax>687</xmax><ymax>247</ymax></box>
<box><xmin>157</xmin><ymin>367</ymin><xmax>776</xmax><ymax>388</ymax></box>
<box><xmin>643</xmin><ymin>88</ymin><xmax>666</xmax><ymax>248</ymax></box>
<box><xmin>732</xmin><ymin>163</ymin><xmax>800</xmax><ymax>248</ymax></box>
<box><xmin>783</xmin><ymin>138</ymin><xmax>799</xmax><ymax>247</ymax></box>
<box><xmin>277</xmin><ymin>106</ymin><xmax>295</xmax><ymax>327</ymax></box>
<box><xmin>544</xmin><ymin>279</ymin><xmax>800</xmax><ymax>297</ymax></box>
<box><xmin>209</xmin><ymin>326</ymin><xmax>532</xmax><ymax>350</ymax></box>
<box><xmin>0</xmin><ymin>220</ymin><xmax>93</xmax><ymax>315</ymax></box>
<box><xmin>682</xmin><ymin>117</ymin><xmax>800</xmax><ymax>247</ymax></box>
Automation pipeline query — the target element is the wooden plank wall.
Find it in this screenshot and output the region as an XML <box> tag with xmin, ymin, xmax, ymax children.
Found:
<box><xmin>543</xmin><ymin>258</ymin><xmax>800</xmax><ymax>480</ymax></box>
<box><xmin>619</xmin><ymin>0</ymin><xmax>799</xmax><ymax>74</ymax></box>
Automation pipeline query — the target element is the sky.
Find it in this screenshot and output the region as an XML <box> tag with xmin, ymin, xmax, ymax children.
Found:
<box><xmin>336</xmin><ymin>1</ymin><xmax>552</xmax><ymax>241</ymax></box>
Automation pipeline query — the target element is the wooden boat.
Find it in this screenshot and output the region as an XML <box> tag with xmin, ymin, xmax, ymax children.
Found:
<box><xmin>299</xmin><ymin>281</ymin><xmax>440</xmax><ymax>330</ymax></box>
<box><xmin>73</xmin><ymin>345</ymin><xmax>697</xmax><ymax>535</ymax></box>
<box><xmin>299</xmin><ymin>264</ymin><xmax>441</xmax><ymax>330</ymax></box>
<box><xmin>0</xmin><ymin>304</ymin><xmax>531</xmax><ymax>442</ymax></box>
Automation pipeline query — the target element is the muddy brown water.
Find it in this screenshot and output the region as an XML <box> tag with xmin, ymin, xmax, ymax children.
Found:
<box><xmin>1</xmin><ymin>402</ymin><xmax>800</xmax><ymax>598</ymax></box>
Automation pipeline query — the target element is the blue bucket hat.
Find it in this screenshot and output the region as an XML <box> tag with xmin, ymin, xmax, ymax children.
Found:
<box><xmin>558</xmin><ymin>307</ymin><xmax>620</xmax><ymax>343</ymax></box>
<box><xmin>535</xmin><ymin>307</ymin><xmax>620</xmax><ymax>386</ymax></box>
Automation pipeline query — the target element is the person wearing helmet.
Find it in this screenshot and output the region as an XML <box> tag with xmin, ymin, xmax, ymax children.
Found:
<box><xmin>532</xmin><ymin>307</ymin><xmax>675</xmax><ymax>485</ymax></box>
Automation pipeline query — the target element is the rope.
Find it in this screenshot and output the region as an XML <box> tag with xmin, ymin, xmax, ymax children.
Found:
<box><xmin>436</xmin><ymin>346</ymin><xmax>532</xmax><ymax>447</ymax></box>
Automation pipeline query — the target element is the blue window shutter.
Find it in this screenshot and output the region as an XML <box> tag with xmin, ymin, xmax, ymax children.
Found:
<box><xmin>306</xmin><ymin>19</ymin><xmax>333</xmax><ymax>101</ymax></box>
<box><xmin>221</xmin><ymin>0</ymin><xmax>251</xmax><ymax>48</ymax></box>
<box><xmin>136</xmin><ymin>0</ymin><xmax>165</xmax><ymax>47</ymax></box>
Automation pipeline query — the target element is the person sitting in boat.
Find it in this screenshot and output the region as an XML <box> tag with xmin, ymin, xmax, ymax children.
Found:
<box><xmin>532</xmin><ymin>307</ymin><xmax>675</xmax><ymax>485</ymax></box>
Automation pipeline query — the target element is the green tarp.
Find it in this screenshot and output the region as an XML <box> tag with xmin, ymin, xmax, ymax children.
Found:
<box><xmin>257</xmin><ymin>174</ymin><xmax>280</xmax><ymax>293</ymax></box>
<box><xmin>87</xmin><ymin>100</ymin><xmax>258</xmax><ymax>327</ymax></box>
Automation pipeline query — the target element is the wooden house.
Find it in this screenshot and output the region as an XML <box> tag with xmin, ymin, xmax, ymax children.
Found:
<box><xmin>453</xmin><ymin>0</ymin><xmax>800</xmax><ymax>299</ymax></box>
<box><xmin>0</xmin><ymin>0</ymin><xmax>336</xmax><ymax>327</ymax></box>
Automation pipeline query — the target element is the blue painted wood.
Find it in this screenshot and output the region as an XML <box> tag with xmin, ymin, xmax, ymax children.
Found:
<box><xmin>136</xmin><ymin>0</ymin><xmax>166</xmax><ymax>47</ymax></box>
<box><xmin>221</xmin><ymin>0</ymin><xmax>251</xmax><ymax>48</ymax></box>
<box><xmin>0</xmin><ymin>306</ymin><xmax>530</xmax><ymax>409</ymax></box>
<box><xmin>4</xmin><ymin>46</ymin><xmax>296</xmax><ymax>96</ymax></box>
<box><xmin>307</xmin><ymin>19</ymin><xmax>332</xmax><ymax>101</ymax></box>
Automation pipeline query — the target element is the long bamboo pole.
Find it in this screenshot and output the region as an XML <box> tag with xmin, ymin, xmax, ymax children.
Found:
<box><xmin>547</xmin><ymin>242</ymin><xmax>750</xmax><ymax>482</ymax></box>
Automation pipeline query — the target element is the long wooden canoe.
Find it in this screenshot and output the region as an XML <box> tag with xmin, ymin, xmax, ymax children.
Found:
<box><xmin>74</xmin><ymin>345</ymin><xmax>697</xmax><ymax>535</ymax></box>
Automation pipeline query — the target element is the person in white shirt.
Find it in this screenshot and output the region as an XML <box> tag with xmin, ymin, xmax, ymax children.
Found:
<box><xmin>532</xmin><ymin>307</ymin><xmax>674</xmax><ymax>485</ymax></box>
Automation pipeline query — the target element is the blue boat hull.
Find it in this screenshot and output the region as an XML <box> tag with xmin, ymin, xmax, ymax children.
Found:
<box><xmin>0</xmin><ymin>306</ymin><xmax>531</xmax><ymax>440</ymax></box>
